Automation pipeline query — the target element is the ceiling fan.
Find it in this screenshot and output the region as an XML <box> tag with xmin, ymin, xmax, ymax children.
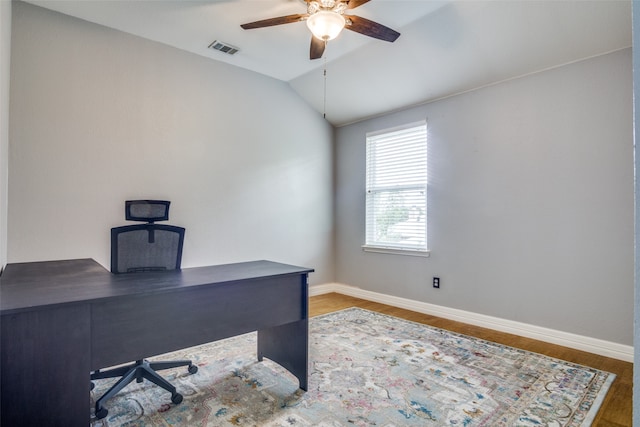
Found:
<box><xmin>240</xmin><ymin>0</ymin><xmax>401</xmax><ymax>60</ymax></box>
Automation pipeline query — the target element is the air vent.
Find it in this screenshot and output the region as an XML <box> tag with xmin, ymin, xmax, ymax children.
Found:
<box><xmin>208</xmin><ymin>40</ymin><xmax>239</xmax><ymax>55</ymax></box>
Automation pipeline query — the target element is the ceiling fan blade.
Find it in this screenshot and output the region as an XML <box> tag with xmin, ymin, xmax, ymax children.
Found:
<box><xmin>310</xmin><ymin>36</ymin><xmax>325</xmax><ymax>60</ymax></box>
<box><xmin>241</xmin><ymin>14</ymin><xmax>308</xmax><ymax>30</ymax></box>
<box><xmin>344</xmin><ymin>15</ymin><xmax>401</xmax><ymax>42</ymax></box>
<box><xmin>346</xmin><ymin>0</ymin><xmax>371</xmax><ymax>9</ymax></box>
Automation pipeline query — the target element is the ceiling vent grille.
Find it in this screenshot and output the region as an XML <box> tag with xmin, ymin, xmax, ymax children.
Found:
<box><xmin>208</xmin><ymin>40</ymin><xmax>239</xmax><ymax>55</ymax></box>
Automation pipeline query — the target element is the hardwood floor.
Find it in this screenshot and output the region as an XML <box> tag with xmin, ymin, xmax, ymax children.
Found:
<box><xmin>309</xmin><ymin>293</ymin><xmax>633</xmax><ymax>427</ymax></box>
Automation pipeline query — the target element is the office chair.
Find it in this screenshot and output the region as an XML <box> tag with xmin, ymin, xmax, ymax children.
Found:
<box><xmin>91</xmin><ymin>200</ymin><xmax>198</xmax><ymax>420</ymax></box>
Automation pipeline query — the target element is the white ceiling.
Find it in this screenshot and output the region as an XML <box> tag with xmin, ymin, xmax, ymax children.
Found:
<box><xmin>24</xmin><ymin>0</ymin><xmax>632</xmax><ymax>126</ymax></box>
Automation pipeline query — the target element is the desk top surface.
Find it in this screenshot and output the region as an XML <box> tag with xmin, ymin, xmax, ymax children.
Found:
<box><xmin>0</xmin><ymin>259</ymin><xmax>313</xmax><ymax>314</ymax></box>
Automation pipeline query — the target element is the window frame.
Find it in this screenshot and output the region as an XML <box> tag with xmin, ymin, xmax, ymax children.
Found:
<box><xmin>363</xmin><ymin>120</ymin><xmax>429</xmax><ymax>257</ymax></box>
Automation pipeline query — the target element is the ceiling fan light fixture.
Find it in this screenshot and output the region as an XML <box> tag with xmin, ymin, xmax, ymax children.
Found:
<box><xmin>306</xmin><ymin>11</ymin><xmax>346</xmax><ymax>41</ymax></box>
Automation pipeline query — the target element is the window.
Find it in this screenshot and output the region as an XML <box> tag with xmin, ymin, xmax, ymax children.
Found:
<box><xmin>364</xmin><ymin>121</ymin><xmax>428</xmax><ymax>256</ymax></box>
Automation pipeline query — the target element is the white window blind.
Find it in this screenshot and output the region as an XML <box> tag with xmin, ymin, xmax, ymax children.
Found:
<box><xmin>365</xmin><ymin>121</ymin><xmax>428</xmax><ymax>254</ymax></box>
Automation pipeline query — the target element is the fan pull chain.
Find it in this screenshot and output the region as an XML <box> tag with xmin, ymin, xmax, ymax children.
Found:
<box><xmin>323</xmin><ymin>49</ymin><xmax>327</xmax><ymax>119</ymax></box>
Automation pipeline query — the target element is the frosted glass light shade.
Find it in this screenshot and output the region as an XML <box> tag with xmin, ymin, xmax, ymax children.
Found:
<box><xmin>306</xmin><ymin>11</ymin><xmax>346</xmax><ymax>41</ymax></box>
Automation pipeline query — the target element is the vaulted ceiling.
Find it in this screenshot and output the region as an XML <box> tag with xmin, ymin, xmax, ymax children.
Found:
<box><xmin>24</xmin><ymin>0</ymin><xmax>632</xmax><ymax>126</ymax></box>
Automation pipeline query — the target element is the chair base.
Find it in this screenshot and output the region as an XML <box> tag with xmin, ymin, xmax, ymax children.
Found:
<box><xmin>91</xmin><ymin>359</ymin><xmax>197</xmax><ymax>419</ymax></box>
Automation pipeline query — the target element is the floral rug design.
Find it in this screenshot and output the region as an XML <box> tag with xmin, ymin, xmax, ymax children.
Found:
<box><xmin>90</xmin><ymin>308</ymin><xmax>614</xmax><ymax>426</ymax></box>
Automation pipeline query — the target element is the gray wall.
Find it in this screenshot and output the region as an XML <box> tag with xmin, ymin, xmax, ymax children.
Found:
<box><xmin>0</xmin><ymin>0</ymin><xmax>10</xmax><ymax>270</ymax></box>
<box><xmin>8</xmin><ymin>1</ymin><xmax>334</xmax><ymax>284</ymax></box>
<box><xmin>335</xmin><ymin>48</ymin><xmax>634</xmax><ymax>346</ymax></box>
<box><xmin>633</xmin><ymin>2</ymin><xmax>639</xmax><ymax>425</ymax></box>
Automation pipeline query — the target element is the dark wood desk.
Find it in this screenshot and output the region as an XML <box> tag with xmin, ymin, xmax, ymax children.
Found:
<box><xmin>0</xmin><ymin>258</ymin><xmax>313</xmax><ymax>426</ymax></box>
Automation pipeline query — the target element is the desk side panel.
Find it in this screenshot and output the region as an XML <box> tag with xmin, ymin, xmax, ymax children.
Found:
<box><xmin>91</xmin><ymin>275</ymin><xmax>303</xmax><ymax>369</ymax></box>
<box><xmin>258</xmin><ymin>318</ymin><xmax>308</xmax><ymax>390</ymax></box>
<box><xmin>1</xmin><ymin>304</ymin><xmax>91</xmax><ymax>426</ymax></box>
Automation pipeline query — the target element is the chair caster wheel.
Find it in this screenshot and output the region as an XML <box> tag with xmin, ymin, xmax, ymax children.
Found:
<box><xmin>95</xmin><ymin>407</ymin><xmax>108</xmax><ymax>419</ymax></box>
<box><xmin>188</xmin><ymin>365</ymin><xmax>198</xmax><ymax>374</ymax></box>
<box><xmin>172</xmin><ymin>393</ymin><xmax>183</xmax><ymax>404</ymax></box>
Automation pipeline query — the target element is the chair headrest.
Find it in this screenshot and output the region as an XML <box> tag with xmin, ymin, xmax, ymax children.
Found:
<box><xmin>125</xmin><ymin>200</ymin><xmax>170</xmax><ymax>223</ymax></box>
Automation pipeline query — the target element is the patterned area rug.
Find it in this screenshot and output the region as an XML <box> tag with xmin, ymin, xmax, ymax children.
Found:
<box><xmin>90</xmin><ymin>308</ymin><xmax>614</xmax><ymax>426</ymax></box>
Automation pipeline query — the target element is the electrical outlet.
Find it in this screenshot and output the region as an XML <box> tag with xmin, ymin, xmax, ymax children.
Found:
<box><xmin>433</xmin><ymin>277</ymin><xmax>440</xmax><ymax>289</ymax></box>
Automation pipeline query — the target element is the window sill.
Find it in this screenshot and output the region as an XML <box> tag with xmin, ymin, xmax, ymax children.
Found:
<box><xmin>362</xmin><ymin>245</ymin><xmax>431</xmax><ymax>257</ymax></box>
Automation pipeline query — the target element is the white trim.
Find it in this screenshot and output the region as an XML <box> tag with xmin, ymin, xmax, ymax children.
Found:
<box><xmin>362</xmin><ymin>245</ymin><xmax>430</xmax><ymax>257</ymax></box>
<box><xmin>309</xmin><ymin>283</ymin><xmax>342</xmax><ymax>296</ymax></box>
<box><xmin>309</xmin><ymin>282</ymin><xmax>634</xmax><ymax>362</ymax></box>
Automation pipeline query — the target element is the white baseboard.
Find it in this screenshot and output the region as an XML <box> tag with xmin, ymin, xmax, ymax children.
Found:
<box><xmin>310</xmin><ymin>283</ymin><xmax>634</xmax><ymax>362</ymax></box>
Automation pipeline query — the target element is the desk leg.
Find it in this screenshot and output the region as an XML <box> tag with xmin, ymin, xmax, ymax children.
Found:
<box><xmin>257</xmin><ymin>319</ymin><xmax>308</xmax><ymax>391</ymax></box>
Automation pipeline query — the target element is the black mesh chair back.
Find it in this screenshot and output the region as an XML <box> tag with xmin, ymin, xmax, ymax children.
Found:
<box><xmin>111</xmin><ymin>224</ymin><xmax>185</xmax><ymax>274</ymax></box>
